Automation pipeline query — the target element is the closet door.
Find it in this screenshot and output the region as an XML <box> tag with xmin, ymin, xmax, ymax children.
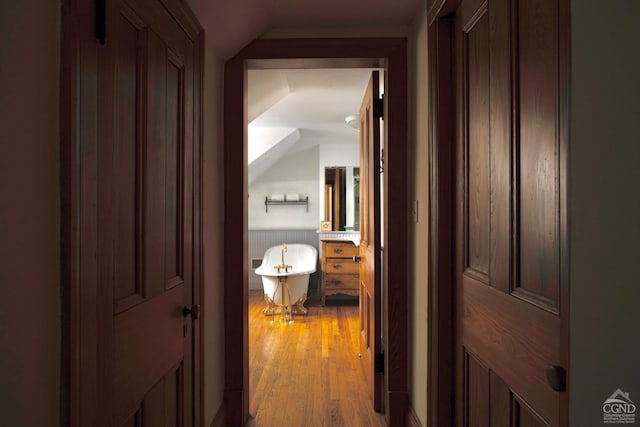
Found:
<box><xmin>97</xmin><ymin>0</ymin><xmax>195</xmax><ymax>424</ymax></box>
<box><xmin>453</xmin><ymin>0</ymin><xmax>569</xmax><ymax>425</ymax></box>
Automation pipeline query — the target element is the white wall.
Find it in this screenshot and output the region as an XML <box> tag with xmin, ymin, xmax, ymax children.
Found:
<box><xmin>570</xmin><ymin>2</ymin><xmax>640</xmax><ymax>425</ymax></box>
<box><xmin>202</xmin><ymin>43</ymin><xmax>226</xmax><ymax>425</ymax></box>
<box><xmin>249</xmin><ymin>145</ymin><xmax>320</xmax><ymax>229</ymax></box>
<box><xmin>408</xmin><ymin>6</ymin><xmax>429</xmax><ymax>426</ymax></box>
<box><xmin>0</xmin><ymin>0</ymin><xmax>60</xmax><ymax>424</ymax></box>
<box><xmin>250</xmin><ymin>142</ymin><xmax>362</xmax><ymax>232</ymax></box>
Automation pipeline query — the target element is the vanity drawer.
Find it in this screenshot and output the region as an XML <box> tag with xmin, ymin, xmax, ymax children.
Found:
<box><xmin>325</xmin><ymin>260</ymin><xmax>359</xmax><ymax>274</ymax></box>
<box><xmin>323</xmin><ymin>274</ymin><xmax>359</xmax><ymax>292</ymax></box>
<box><xmin>324</xmin><ymin>242</ymin><xmax>359</xmax><ymax>258</ymax></box>
<box><xmin>321</xmin><ymin>239</ymin><xmax>360</xmax><ymax>305</ymax></box>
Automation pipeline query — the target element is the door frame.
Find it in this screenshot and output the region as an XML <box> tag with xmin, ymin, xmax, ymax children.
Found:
<box><xmin>223</xmin><ymin>38</ymin><xmax>408</xmax><ymax>426</ymax></box>
<box><xmin>426</xmin><ymin>3</ymin><xmax>456</xmax><ymax>425</ymax></box>
<box><xmin>426</xmin><ymin>0</ymin><xmax>570</xmax><ymax>425</ymax></box>
<box><xmin>60</xmin><ymin>0</ymin><xmax>204</xmax><ymax>425</ymax></box>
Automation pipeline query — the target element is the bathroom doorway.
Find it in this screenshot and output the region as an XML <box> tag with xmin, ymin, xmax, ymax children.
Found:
<box><xmin>245</xmin><ymin>67</ymin><xmax>382</xmax><ymax>424</ymax></box>
<box><xmin>245</xmin><ymin>68</ymin><xmax>374</xmax><ymax>295</ymax></box>
<box><xmin>224</xmin><ymin>38</ymin><xmax>408</xmax><ymax>426</ymax></box>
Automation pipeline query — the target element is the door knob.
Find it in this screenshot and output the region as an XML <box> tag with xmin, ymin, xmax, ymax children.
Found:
<box><xmin>546</xmin><ymin>365</ymin><xmax>566</xmax><ymax>392</ymax></box>
<box><xmin>183</xmin><ymin>304</ymin><xmax>200</xmax><ymax>320</ymax></box>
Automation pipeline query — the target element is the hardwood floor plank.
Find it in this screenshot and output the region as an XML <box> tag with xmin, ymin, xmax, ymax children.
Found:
<box><xmin>248</xmin><ymin>290</ymin><xmax>386</xmax><ymax>426</ymax></box>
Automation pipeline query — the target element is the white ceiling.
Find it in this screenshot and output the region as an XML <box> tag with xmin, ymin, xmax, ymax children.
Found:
<box><xmin>249</xmin><ymin>68</ymin><xmax>373</xmax><ymax>134</ymax></box>
<box><xmin>187</xmin><ymin>0</ymin><xmax>423</xmax><ymax>59</ymax></box>
<box><xmin>247</xmin><ymin>68</ymin><xmax>374</xmax><ymax>182</ymax></box>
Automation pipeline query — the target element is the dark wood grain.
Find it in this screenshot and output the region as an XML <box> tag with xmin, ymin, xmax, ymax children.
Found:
<box><xmin>427</xmin><ymin>0</ymin><xmax>445</xmax><ymax>25</ymax></box>
<box><xmin>61</xmin><ymin>0</ymin><xmax>100</xmax><ymax>424</ymax></box>
<box><xmin>557</xmin><ymin>0</ymin><xmax>570</xmax><ymax>424</ymax></box>
<box><xmin>463</xmin><ymin>275</ymin><xmax>560</xmax><ymax>424</ymax></box>
<box><xmin>489</xmin><ymin>0</ymin><xmax>512</xmax><ymax>294</ymax></box>
<box><xmin>144</xmin><ymin>29</ymin><xmax>167</xmax><ymax>300</ymax></box>
<box><xmin>179</xmin><ymin>28</ymin><xmax>196</xmax><ymax>427</ymax></box>
<box><xmin>517</xmin><ymin>0</ymin><xmax>560</xmax><ymax>310</ymax></box>
<box><xmin>63</xmin><ymin>0</ymin><xmax>203</xmax><ymax>425</ymax></box>
<box><xmin>427</xmin><ymin>16</ymin><xmax>455</xmax><ymax>427</ymax></box>
<box><xmin>110</xmin><ymin>2</ymin><xmax>194</xmax><ymax>423</ymax></box>
<box><xmin>141</xmin><ymin>371</ymin><xmax>165</xmax><ymax>427</ymax></box>
<box><xmin>490</xmin><ymin>371</ymin><xmax>512</xmax><ymax>427</ymax></box>
<box><xmin>164</xmin><ymin>58</ymin><xmax>181</xmax><ymax>285</ymax></box>
<box><xmin>450</xmin><ymin>0</ymin><xmax>568</xmax><ymax>425</ymax></box>
<box><xmin>383</xmin><ymin>41</ymin><xmax>409</xmax><ymax>427</ymax></box>
<box><xmin>124</xmin><ymin>410</ymin><xmax>141</xmax><ymax>427</ymax></box>
<box><xmin>466</xmin><ymin>9</ymin><xmax>490</xmax><ymax>279</ymax></box>
<box><xmin>223</xmin><ymin>53</ymin><xmax>249</xmax><ymax>427</ymax></box>
<box><xmin>516</xmin><ymin>398</ymin><xmax>549</xmax><ymax>427</ymax></box>
<box><xmin>193</xmin><ymin>32</ymin><xmax>204</xmax><ymax>427</ymax></box>
<box><xmin>454</xmin><ymin>4</ymin><xmax>469</xmax><ymax>426</ymax></box>
<box><xmin>466</xmin><ymin>352</ymin><xmax>490</xmax><ymax>427</ymax></box>
<box><xmin>114</xmin><ymin>14</ymin><xmax>140</xmax><ymax>307</ymax></box>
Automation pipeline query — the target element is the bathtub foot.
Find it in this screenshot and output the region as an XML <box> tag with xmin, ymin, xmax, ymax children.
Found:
<box><xmin>262</xmin><ymin>294</ymin><xmax>276</xmax><ymax>316</ymax></box>
<box><xmin>262</xmin><ymin>293</ymin><xmax>308</xmax><ymax>317</ymax></box>
<box><xmin>293</xmin><ymin>294</ymin><xmax>308</xmax><ymax>315</ymax></box>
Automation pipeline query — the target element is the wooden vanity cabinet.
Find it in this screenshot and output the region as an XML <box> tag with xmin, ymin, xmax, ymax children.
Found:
<box><xmin>321</xmin><ymin>240</ymin><xmax>359</xmax><ymax>305</ymax></box>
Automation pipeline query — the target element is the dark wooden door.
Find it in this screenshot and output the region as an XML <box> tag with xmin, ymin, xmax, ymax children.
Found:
<box><xmin>359</xmin><ymin>71</ymin><xmax>383</xmax><ymax>411</ymax></box>
<box><xmin>97</xmin><ymin>0</ymin><xmax>195</xmax><ymax>424</ymax></box>
<box><xmin>454</xmin><ymin>0</ymin><xmax>568</xmax><ymax>425</ymax></box>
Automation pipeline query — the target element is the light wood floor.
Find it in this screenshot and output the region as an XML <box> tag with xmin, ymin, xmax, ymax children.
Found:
<box><xmin>248</xmin><ymin>290</ymin><xmax>387</xmax><ymax>427</ymax></box>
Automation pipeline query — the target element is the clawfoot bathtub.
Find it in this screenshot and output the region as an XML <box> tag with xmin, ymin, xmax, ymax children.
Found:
<box><xmin>255</xmin><ymin>243</ymin><xmax>317</xmax><ymax>317</ymax></box>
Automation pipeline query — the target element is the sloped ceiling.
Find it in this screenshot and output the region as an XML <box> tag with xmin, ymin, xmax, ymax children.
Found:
<box><xmin>188</xmin><ymin>0</ymin><xmax>423</xmax><ymax>60</ymax></box>
<box><xmin>247</xmin><ymin>68</ymin><xmax>372</xmax><ymax>182</ymax></box>
<box><xmin>248</xmin><ymin>128</ymin><xmax>300</xmax><ymax>184</ymax></box>
<box><xmin>249</xmin><ymin>68</ymin><xmax>373</xmax><ymax>134</ymax></box>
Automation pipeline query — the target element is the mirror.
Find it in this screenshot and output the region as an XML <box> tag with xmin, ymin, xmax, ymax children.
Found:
<box><xmin>324</xmin><ymin>167</ymin><xmax>360</xmax><ymax>231</ymax></box>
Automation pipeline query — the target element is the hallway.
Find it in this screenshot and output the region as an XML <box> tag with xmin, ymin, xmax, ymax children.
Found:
<box><xmin>3</xmin><ymin>0</ymin><xmax>640</xmax><ymax>425</ymax></box>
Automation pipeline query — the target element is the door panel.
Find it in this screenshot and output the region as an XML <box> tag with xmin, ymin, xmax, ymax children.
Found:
<box><xmin>123</xmin><ymin>411</ymin><xmax>142</xmax><ymax>427</ymax></box>
<box><xmin>99</xmin><ymin>0</ymin><xmax>194</xmax><ymax>424</ymax></box>
<box><xmin>455</xmin><ymin>0</ymin><xmax>566</xmax><ymax>425</ymax></box>
<box><xmin>466</xmin><ymin>9</ymin><xmax>490</xmax><ymax>281</ymax></box>
<box><xmin>487</xmin><ymin>0</ymin><xmax>511</xmax><ymax>295</ymax></box>
<box><xmin>463</xmin><ymin>278</ymin><xmax>559</xmax><ymax>423</ymax></box>
<box><xmin>165</xmin><ymin>53</ymin><xmax>183</xmax><ymax>287</ymax></box>
<box><xmin>516</xmin><ymin>0</ymin><xmax>560</xmax><ymax>311</ymax></box>
<box><xmin>465</xmin><ymin>350</ymin><xmax>550</xmax><ymax>427</ymax></box>
<box><xmin>140</xmin><ymin>365</ymin><xmax>182</xmax><ymax>427</ymax></box>
<box><xmin>114</xmin><ymin>285</ymin><xmax>184</xmax><ymax>420</ymax></box>
<box><xmin>359</xmin><ymin>71</ymin><xmax>382</xmax><ymax>411</ymax></box>
<box><xmin>466</xmin><ymin>352</ymin><xmax>490</xmax><ymax>427</ymax></box>
<box><xmin>114</xmin><ymin>12</ymin><xmax>144</xmax><ymax>312</ymax></box>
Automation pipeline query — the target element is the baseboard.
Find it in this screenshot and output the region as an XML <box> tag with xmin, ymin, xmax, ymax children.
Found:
<box><xmin>210</xmin><ymin>403</ymin><xmax>225</xmax><ymax>427</ymax></box>
<box><xmin>406</xmin><ymin>405</ymin><xmax>423</xmax><ymax>427</ymax></box>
